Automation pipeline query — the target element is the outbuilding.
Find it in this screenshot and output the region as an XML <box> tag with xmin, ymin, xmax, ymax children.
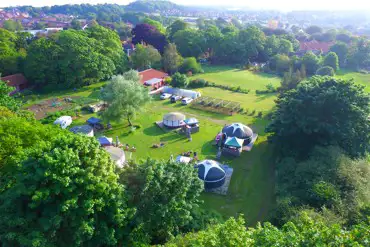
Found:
<box><xmin>195</xmin><ymin>160</ymin><xmax>226</xmax><ymax>189</ymax></box>
<box><xmin>163</xmin><ymin>112</ymin><xmax>186</xmax><ymax>128</ymax></box>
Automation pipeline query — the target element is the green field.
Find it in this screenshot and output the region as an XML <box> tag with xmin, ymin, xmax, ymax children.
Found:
<box><xmin>337</xmin><ymin>70</ymin><xmax>370</xmax><ymax>92</ymax></box>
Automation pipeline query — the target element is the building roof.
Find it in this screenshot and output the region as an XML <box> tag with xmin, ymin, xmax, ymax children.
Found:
<box><xmin>299</xmin><ymin>40</ymin><xmax>334</xmax><ymax>53</ymax></box>
<box><xmin>163</xmin><ymin>112</ymin><xmax>186</xmax><ymax>121</ymax></box>
<box><xmin>139</xmin><ymin>69</ymin><xmax>168</xmax><ymax>85</ymax></box>
<box><xmin>144</xmin><ymin>78</ymin><xmax>162</xmax><ymax>85</ymax></box>
<box><xmin>1</xmin><ymin>73</ymin><xmax>28</xmax><ymax>88</ymax></box>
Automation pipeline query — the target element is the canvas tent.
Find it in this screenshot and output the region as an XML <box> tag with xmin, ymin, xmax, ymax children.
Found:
<box><xmin>69</xmin><ymin>125</ymin><xmax>94</xmax><ymax>137</ymax></box>
<box><xmin>98</xmin><ymin>136</ymin><xmax>113</xmax><ymax>146</ymax></box>
<box><xmin>54</xmin><ymin>116</ymin><xmax>72</xmax><ymax>129</ymax></box>
<box><xmin>104</xmin><ymin>146</ymin><xmax>126</xmax><ymax>168</ymax></box>
<box><xmin>163</xmin><ymin>112</ymin><xmax>186</xmax><ymax>128</ymax></box>
<box><xmin>195</xmin><ymin>160</ymin><xmax>226</xmax><ymax>189</ymax></box>
<box><xmin>162</xmin><ymin>86</ymin><xmax>201</xmax><ymax>99</ymax></box>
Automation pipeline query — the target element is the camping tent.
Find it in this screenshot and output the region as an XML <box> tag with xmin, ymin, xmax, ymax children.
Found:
<box><xmin>54</xmin><ymin>116</ymin><xmax>72</xmax><ymax>129</ymax></box>
<box><xmin>176</xmin><ymin>155</ymin><xmax>192</xmax><ymax>164</ymax></box>
<box><xmin>98</xmin><ymin>136</ymin><xmax>113</xmax><ymax>146</ymax></box>
<box><xmin>104</xmin><ymin>146</ymin><xmax>125</xmax><ymax>168</ymax></box>
<box><xmin>162</xmin><ymin>86</ymin><xmax>201</xmax><ymax>99</ymax></box>
<box><xmin>69</xmin><ymin>125</ymin><xmax>94</xmax><ymax>137</ymax></box>
<box><xmin>222</xmin><ymin>123</ymin><xmax>253</xmax><ymax>145</ymax></box>
<box><xmin>195</xmin><ymin>160</ymin><xmax>226</xmax><ymax>189</ymax></box>
<box><xmin>224</xmin><ymin>136</ymin><xmax>244</xmax><ymax>148</ymax></box>
<box><xmin>163</xmin><ymin>112</ymin><xmax>186</xmax><ymax>128</ymax></box>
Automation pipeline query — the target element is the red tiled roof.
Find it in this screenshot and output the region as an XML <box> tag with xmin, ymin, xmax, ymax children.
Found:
<box><xmin>1</xmin><ymin>73</ymin><xmax>28</xmax><ymax>88</ymax></box>
<box><xmin>299</xmin><ymin>40</ymin><xmax>334</xmax><ymax>53</ymax></box>
<box><xmin>138</xmin><ymin>69</ymin><xmax>168</xmax><ymax>84</ymax></box>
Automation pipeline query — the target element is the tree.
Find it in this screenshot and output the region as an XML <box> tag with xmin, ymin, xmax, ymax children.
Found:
<box><xmin>173</xmin><ymin>29</ymin><xmax>206</xmax><ymax>58</ymax></box>
<box><xmin>121</xmin><ymin>159</ymin><xmax>203</xmax><ymax>245</ymax></box>
<box><xmin>114</xmin><ymin>22</ymin><xmax>132</xmax><ymax>40</ymax></box>
<box><xmin>0</xmin><ymin>28</ymin><xmax>24</xmax><ymax>76</ymax></box>
<box><xmin>278</xmin><ymin>39</ymin><xmax>293</xmax><ymax>54</ymax></box>
<box><xmin>131</xmin><ymin>44</ymin><xmax>161</xmax><ymax>70</ymax></box>
<box><xmin>3</xmin><ymin>20</ymin><xmax>23</xmax><ymax>31</ymax></box>
<box><xmin>0</xmin><ymin>79</ymin><xmax>21</xmax><ymax>111</ymax></box>
<box><xmin>329</xmin><ymin>42</ymin><xmax>349</xmax><ymax>66</ymax></box>
<box><xmin>301</xmin><ymin>51</ymin><xmax>320</xmax><ymax>76</ymax></box>
<box><xmin>270</xmin><ymin>54</ymin><xmax>291</xmax><ymax>75</ymax></box>
<box><xmin>336</xmin><ymin>33</ymin><xmax>352</xmax><ymax>43</ymax></box>
<box><xmin>162</xmin><ymin>43</ymin><xmax>183</xmax><ymax>74</ymax></box>
<box><xmin>179</xmin><ymin>57</ymin><xmax>202</xmax><ymax>74</ymax></box>
<box><xmin>305</xmin><ymin>25</ymin><xmax>323</xmax><ymax>35</ymax></box>
<box><xmin>170</xmin><ymin>72</ymin><xmax>189</xmax><ymax>88</ymax></box>
<box><xmin>0</xmin><ymin>133</ymin><xmax>131</xmax><ymax>246</ymax></box>
<box><xmin>267</xmin><ymin>77</ymin><xmax>370</xmax><ymax>157</ymax></box>
<box><xmin>323</xmin><ymin>52</ymin><xmax>339</xmax><ymax>71</ymax></box>
<box><xmin>316</xmin><ymin>66</ymin><xmax>335</xmax><ymax>76</ymax></box>
<box><xmin>238</xmin><ymin>26</ymin><xmax>266</xmax><ymax>62</ymax></box>
<box><xmin>143</xmin><ymin>17</ymin><xmax>165</xmax><ymax>34</ymax></box>
<box><xmin>132</xmin><ymin>23</ymin><xmax>168</xmax><ymax>53</ymax></box>
<box><xmin>101</xmin><ymin>71</ymin><xmax>151</xmax><ymax>126</ymax></box>
<box><xmin>347</xmin><ymin>37</ymin><xmax>370</xmax><ymax>69</ymax></box>
<box><xmin>70</xmin><ymin>18</ymin><xmax>82</xmax><ymax>29</ymax></box>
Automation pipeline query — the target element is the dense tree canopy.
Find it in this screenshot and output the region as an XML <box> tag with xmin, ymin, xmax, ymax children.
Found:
<box><xmin>179</xmin><ymin>57</ymin><xmax>202</xmax><ymax>74</ymax></box>
<box><xmin>301</xmin><ymin>51</ymin><xmax>320</xmax><ymax>76</ymax></box>
<box><xmin>0</xmin><ymin>28</ymin><xmax>25</xmax><ymax>76</ymax></box>
<box><xmin>101</xmin><ymin>71</ymin><xmax>151</xmax><ymax>126</ymax></box>
<box><xmin>2</xmin><ymin>20</ymin><xmax>23</xmax><ymax>31</ymax></box>
<box><xmin>0</xmin><ymin>80</ymin><xmax>21</xmax><ymax>111</ymax></box>
<box><xmin>323</xmin><ymin>51</ymin><xmax>339</xmax><ymax>71</ymax></box>
<box><xmin>143</xmin><ymin>17</ymin><xmax>166</xmax><ymax>34</ymax></box>
<box><xmin>167</xmin><ymin>19</ymin><xmax>188</xmax><ymax>41</ymax></box>
<box><xmin>316</xmin><ymin>66</ymin><xmax>335</xmax><ymax>76</ymax></box>
<box><xmin>0</xmin><ymin>127</ymin><xmax>132</xmax><ymax>246</ymax></box>
<box><xmin>162</xmin><ymin>43</ymin><xmax>183</xmax><ymax>74</ymax></box>
<box><xmin>267</xmin><ymin>76</ymin><xmax>370</xmax><ymax>157</ymax></box>
<box><xmin>132</xmin><ymin>23</ymin><xmax>168</xmax><ymax>53</ymax></box>
<box><xmin>330</xmin><ymin>42</ymin><xmax>349</xmax><ymax>66</ymax></box>
<box><xmin>121</xmin><ymin>159</ymin><xmax>204</xmax><ymax>245</ymax></box>
<box><xmin>173</xmin><ymin>29</ymin><xmax>206</xmax><ymax>58</ymax></box>
<box><xmin>170</xmin><ymin>72</ymin><xmax>189</xmax><ymax>88</ymax></box>
<box><xmin>131</xmin><ymin>44</ymin><xmax>161</xmax><ymax>70</ymax></box>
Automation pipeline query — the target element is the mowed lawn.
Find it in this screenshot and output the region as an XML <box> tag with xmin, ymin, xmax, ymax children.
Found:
<box><xmin>193</xmin><ymin>65</ymin><xmax>281</xmax><ymax>91</ymax></box>
<box><xmin>336</xmin><ymin>70</ymin><xmax>370</xmax><ymax>92</ymax></box>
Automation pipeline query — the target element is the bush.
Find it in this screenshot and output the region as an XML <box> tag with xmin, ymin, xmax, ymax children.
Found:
<box><xmin>257</xmin><ymin>111</ymin><xmax>263</xmax><ymax>118</ymax></box>
<box><xmin>188</xmin><ymin>78</ymin><xmax>208</xmax><ymax>88</ymax></box>
<box><xmin>179</xmin><ymin>57</ymin><xmax>202</xmax><ymax>74</ymax></box>
<box><xmin>170</xmin><ymin>72</ymin><xmax>189</xmax><ymax>88</ymax></box>
<box><xmin>255</xmin><ymin>83</ymin><xmax>277</xmax><ymax>94</ymax></box>
<box><xmin>316</xmin><ymin>66</ymin><xmax>335</xmax><ymax>76</ymax></box>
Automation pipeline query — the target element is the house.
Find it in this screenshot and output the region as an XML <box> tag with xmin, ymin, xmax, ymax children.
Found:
<box><xmin>299</xmin><ymin>40</ymin><xmax>334</xmax><ymax>54</ymax></box>
<box><xmin>138</xmin><ymin>69</ymin><xmax>168</xmax><ymax>90</ymax></box>
<box><xmin>1</xmin><ymin>73</ymin><xmax>28</xmax><ymax>95</ymax></box>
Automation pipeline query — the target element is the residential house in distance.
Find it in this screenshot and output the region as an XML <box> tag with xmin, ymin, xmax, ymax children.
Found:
<box><xmin>298</xmin><ymin>40</ymin><xmax>334</xmax><ymax>55</ymax></box>
<box><xmin>138</xmin><ymin>69</ymin><xmax>168</xmax><ymax>91</ymax></box>
<box><xmin>1</xmin><ymin>73</ymin><xmax>29</xmax><ymax>95</ymax></box>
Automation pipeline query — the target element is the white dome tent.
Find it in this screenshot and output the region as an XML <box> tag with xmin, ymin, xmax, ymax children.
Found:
<box><xmin>163</xmin><ymin>112</ymin><xmax>186</xmax><ymax>128</ymax></box>
<box><xmin>54</xmin><ymin>116</ymin><xmax>72</xmax><ymax>129</ymax></box>
<box><xmin>196</xmin><ymin>160</ymin><xmax>226</xmax><ymax>189</ymax></box>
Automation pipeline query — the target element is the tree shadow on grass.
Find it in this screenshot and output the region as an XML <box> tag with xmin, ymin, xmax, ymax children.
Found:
<box><xmin>160</xmin><ymin>133</ymin><xmax>184</xmax><ymax>142</ymax></box>
<box><xmin>143</xmin><ymin>125</ymin><xmax>165</xmax><ymax>136</ymax></box>
<box><xmin>254</xmin><ymin>93</ymin><xmax>276</xmax><ymax>102</ymax></box>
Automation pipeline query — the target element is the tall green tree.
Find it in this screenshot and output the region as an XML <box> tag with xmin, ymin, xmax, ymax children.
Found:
<box><xmin>170</xmin><ymin>72</ymin><xmax>188</xmax><ymax>88</ymax></box>
<box><xmin>0</xmin><ymin>28</ymin><xmax>24</xmax><ymax>75</ymax></box>
<box><xmin>173</xmin><ymin>29</ymin><xmax>205</xmax><ymax>58</ymax></box>
<box><xmin>301</xmin><ymin>51</ymin><xmax>320</xmax><ymax>76</ymax></box>
<box><xmin>162</xmin><ymin>43</ymin><xmax>183</xmax><ymax>74</ymax></box>
<box><xmin>3</xmin><ymin>20</ymin><xmax>23</xmax><ymax>31</ymax></box>
<box><xmin>316</xmin><ymin>66</ymin><xmax>335</xmax><ymax>76</ymax></box>
<box><xmin>329</xmin><ymin>42</ymin><xmax>349</xmax><ymax>66</ymax></box>
<box><xmin>143</xmin><ymin>17</ymin><xmax>165</xmax><ymax>34</ymax></box>
<box><xmin>121</xmin><ymin>159</ymin><xmax>203</xmax><ymax>245</ymax></box>
<box><xmin>0</xmin><ymin>80</ymin><xmax>21</xmax><ymax>111</ymax></box>
<box><xmin>0</xmin><ymin>132</ymin><xmax>132</xmax><ymax>246</ymax></box>
<box><xmin>179</xmin><ymin>57</ymin><xmax>202</xmax><ymax>74</ymax></box>
<box><xmin>131</xmin><ymin>44</ymin><xmax>161</xmax><ymax>70</ymax></box>
<box><xmin>323</xmin><ymin>52</ymin><xmax>339</xmax><ymax>71</ymax></box>
<box><xmin>278</xmin><ymin>39</ymin><xmax>293</xmax><ymax>54</ymax></box>
<box><xmin>101</xmin><ymin>71</ymin><xmax>151</xmax><ymax>126</ymax></box>
<box><xmin>267</xmin><ymin>77</ymin><xmax>370</xmax><ymax>157</ymax></box>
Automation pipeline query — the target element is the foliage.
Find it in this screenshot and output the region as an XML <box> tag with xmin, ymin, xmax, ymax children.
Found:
<box><xmin>131</xmin><ymin>44</ymin><xmax>162</xmax><ymax>70</ymax></box>
<box><xmin>316</xmin><ymin>66</ymin><xmax>335</xmax><ymax>76</ymax></box>
<box><xmin>0</xmin><ymin>131</ymin><xmax>131</xmax><ymax>246</ymax></box>
<box><xmin>143</xmin><ymin>17</ymin><xmax>166</xmax><ymax>34</ymax></box>
<box><xmin>25</xmin><ymin>26</ymin><xmax>124</xmax><ymax>89</ymax></box>
<box><xmin>100</xmin><ymin>71</ymin><xmax>151</xmax><ymax>126</ymax></box>
<box><xmin>0</xmin><ymin>80</ymin><xmax>21</xmax><ymax>111</ymax></box>
<box><xmin>167</xmin><ymin>19</ymin><xmax>188</xmax><ymax>41</ymax></box>
<box><xmin>173</xmin><ymin>29</ymin><xmax>206</xmax><ymax>58</ymax></box>
<box><xmin>70</xmin><ymin>18</ymin><xmax>82</xmax><ymax>30</ymax></box>
<box><xmin>188</xmin><ymin>78</ymin><xmax>208</xmax><ymax>88</ymax></box>
<box><xmin>114</xmin><ymin>22</ymin><xmax>132</xmax><ymax>40</ymax></box>
<box><xmin>278</xmin><ymin>39</ymin><xmax>293</xmax><ymax>54</ymax></box>
<box><xmin>347</xmin><ymin>37</ymin><xmax>370</xmax><ymax>70</ymax></box>
<box><xmin>132</xmin><ymin>23</ymin><xmax>168</xmax><ymax>53</ymax></box>
<box><xmin>279</xmin><ymin>65</ymin><xmax>306</xmax><ymax>92</ymax></box>
<box><xmin>305</xmin><ymin>25</ymin><xmax>323</xmax><ymax>34</ymax></box>
<box><xmin>267</xmin><ymin>76</ymin><xmax>370</xmax><ymax>158</ymax></box>
<box><xmin>170</xmin><ymin>72</ymin><xmax>189</xmax><ymax>88</ymax></box>
<box><xmin>0</xmin><ymin>28</ymin><xmax>25</xmax><ymax>76</ymax></box>
<box><xmin>120</xmin><ymin>159</ymin><xmax>203</xmax><ymax>245</ymax></box>
<box><xmin>179</xmin><ymin>57</ymin><xmax>202</xmax><ymax>74</ymax></box>
<box><xmin>301</xmin><ymin>51</ymin><xmax>320</xmax><ymax>76</ymax></box>
<box><xmin>162</xmin><ymin>43</ymin><xmax>183</xmax><ymax>74</ymax></box>
<box><xmin>164</xmin><ymin>214</ymin><xmax>370</xmax><ymax>246</ymax></box>
<box><xmin>323</xmin><ymin>52</ymin><xmax>339</xmax><ymax>71</ymax></box>
<box><xmin>2</xmin><ymin>20</ymin><xmax>23</xmax><ymax>31</ymax></box>
<box><xmin>269</xmin><ymin>54</ymin><xmax>291</xmax><ymax>75</ymax></box>
<box><xmin>329</xmin><ymin>42</ymin><xmax>349</xmax><ymax>66</ymax></box>
<box><xmin>255</xmin><ymin>83</ymin><xmax>277</xmax><ymax>94</ymax></box>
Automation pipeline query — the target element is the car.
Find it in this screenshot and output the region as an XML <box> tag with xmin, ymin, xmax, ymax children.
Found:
<box><xmin>160</xmin><ymin>93</ymin><xmax>172</xmax><ymax>100</ymax></box>
<box><xmin>181</xmin><ymin>97</ymin><xmax>193</xmax><ymax>105</ymax></box>
<box><xmin>170</xmin><ymin>95</ymin><xmax>182</xmax><ymax>103</ymax></box>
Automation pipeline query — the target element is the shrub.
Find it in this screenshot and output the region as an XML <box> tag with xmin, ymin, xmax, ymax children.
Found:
<box><xmin>249</xmin><ymin>109</ymin><xmax>256</xmax><ymax>116</ymax></box>
<box><xmin>316</xmin><ymin>66</ymin><xmax>335</xmax><ymax>76</ymax></box>
<box><xmin>188</xmin><ymin>78</ymin><xmax>208</xmax><ymax>88</ymax></box>
<box><xmin>257</xmin><ymin>111</ymin><xmax>263</xmax><ymax>118</ymax></box>
<box><xmin>179</xmin><ymin>57</ymin><xmax>202</xmax><ymax>74</ymax></box>
<box><xmin>255</xmin><ymin>83</ymin><xmax>277</xmax><ymax>94</ymax></box>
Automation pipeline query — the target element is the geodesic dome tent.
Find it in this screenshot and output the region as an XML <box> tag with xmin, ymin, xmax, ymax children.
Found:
<box><xmin>222</xmin><ymin>123</ymin><xmax>253</xmax><ymax>145</ymax></box>
<box><xmin>163</xmin><ymin>112</ymin><xmax>186</xmax><ymax>128</ymax></box>
<box><xmin>196</xmin><ymin>160</ymin><xmax>226</xmax><ymax>189</ymax></box>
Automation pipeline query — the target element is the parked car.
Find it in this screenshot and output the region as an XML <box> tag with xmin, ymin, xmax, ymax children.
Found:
<box><xmin>160</xmin><ymin>93</ymin><xmax>172</xmax><ymax>100</ymax></box>
<box><xmin>181</xmin><ymin>97</ymin><xmax>193</xmax><ymax>105</ymax></box>
<box><xmin>170</xmin><ymin>95</ymin><xmax>182</xmax><ymax>103</ymax></box>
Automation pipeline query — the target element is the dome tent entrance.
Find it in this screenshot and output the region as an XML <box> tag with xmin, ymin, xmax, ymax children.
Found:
<box><xmin>196</xmin><ymin>160</ymin><xmax>226</xmax><ymax>189</ymax></box>
<box><xmin>222</xmin><ymin>123</ymin><xmax>253</xmax><ymax>145</ymax></box>
<box><xmin>163</xmin><ymin>112</ymin><xmax>186</xmax><ymax>128</ymax></box>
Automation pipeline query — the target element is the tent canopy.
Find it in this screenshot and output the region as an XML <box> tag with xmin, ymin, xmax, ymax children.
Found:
<box><xmin>184</xmin><ymin>118</ymin><xmax>199</xmax><ymax>125</ymax></box>
<box><xmin>224</xmin><ymin>137</ymin><xmax>244</xmax><ymax>148</ymax></box>
<box><xmin>222</xmin><ymin>123</ymin><xmax>253</xmax><ymax>140</ymax></box>
<box><xmin>87</xmin><ymin>117</ymin><xmax>101</xmax><ymax>125</ymax></box>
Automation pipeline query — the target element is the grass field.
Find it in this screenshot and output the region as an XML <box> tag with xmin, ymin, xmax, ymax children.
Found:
<box><xmin>337</xmin><ymin>70</ymin><xmax>370</xmax><ymax>92</ymax></box>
